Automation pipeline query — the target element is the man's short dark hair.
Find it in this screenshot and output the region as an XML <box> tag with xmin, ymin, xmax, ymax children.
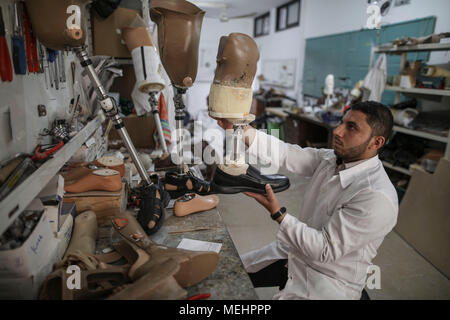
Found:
<box><xmin>348</xmin><ymin>101</ymin><xmax>393</xmax><ymax>141</ymax></box>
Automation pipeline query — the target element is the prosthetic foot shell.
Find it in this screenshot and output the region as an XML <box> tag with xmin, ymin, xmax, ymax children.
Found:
<box><xmin>208</xmin><ymin>33</ymin><xmax>260</xmax><ymax>119</ymax></box>
<box><xmin>25</xmin><ymin>0</ymin><xmax>90</xmax><ymax>50</ymax></box>
<box><xmin>112</xmin><ymin>211</ymin><xmax>219</xmax><ymax>287</ymax></box>
<box><xmin>64</xmin><ymin>169</ymin><xmax>122</xmax><ymax>193</ymax></box>
<box><xmin>121</xmin><ymin>17</ymin><xmax>165</xmax><ymax>93</ymax></box>
<box><xmin>174</xmin><ymin>193</ymin><xmax>219</xmax><ymax>217</ymax></box>
<box><xmin>150</xmin><ymin>0</ymin><xmax>205</xmax><ymax>88</ymax></box>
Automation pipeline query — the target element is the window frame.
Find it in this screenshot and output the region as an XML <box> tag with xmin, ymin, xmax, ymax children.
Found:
<box><xmin>254</xmin><ymin>12</ymin><xmax>270</xmax><ymax>38</ymax></box>
<box><xmin>276</xmin><ymin>0</ymin><xmax>301</xmax><ymax>32</ymax></box>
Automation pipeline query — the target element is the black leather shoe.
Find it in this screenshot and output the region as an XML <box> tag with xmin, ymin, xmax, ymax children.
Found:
<box><xmin>164</xmin><ymin>170</ymin><xmax>212</xmax><ymax>198</ymax></box>
<box><xmin>211</xmin><ymin>165</ymin><xmax>290</xmax><ymax>194</ymax></box>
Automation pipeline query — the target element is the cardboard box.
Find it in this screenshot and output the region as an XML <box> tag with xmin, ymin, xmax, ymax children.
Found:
<box><xmin>0</xmin><ymin>200</ymin><xmax>59</xmax><ymax>279</ymax></box>
<box><xmin>0</xmin><ymin>266</ymin><xmax>51</xmax><ymax>300</ymax></box>
<box><xmin>0</xmin><ymin>198</ymin><xmax>74</xmax><ymax>299</ymax></box>
<box><xmin>92</xmin><ymin>8</ymin><xmax>142</xmax><ymax>58</ymax></box>
<box><xmin>108</xmin><ymin>115</ymin><xmax>156</xmax><ymax>149</ymax></box>
<box><xmin>395</xmin><ymin>158</ymin><xmax>450</xmax><ymax>277</ymax></box>
<box><xmin>63</xmin><ymin>183</ymin><xmax>127</xmax><ymax>223</ymax></box>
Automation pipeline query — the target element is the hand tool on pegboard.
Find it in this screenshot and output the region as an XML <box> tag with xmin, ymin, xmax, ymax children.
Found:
<box><xmin>22</xmin><ymin>3</ymin><xmax>39</xmax><ymax>73</ymax></box>
<box><xmin>47</xmin><ymin>48</ymin><xmax>59</xmax><ymax>89</ymax></box>
<box><xmin>11</xmin><ymin>1</ymin><xmax>26</xmax><ymax>75</ymax></box>
<box><xmin>0</xmin><ymin>6</ymin><xmax>13</xmax><ymax>82</ymax></box>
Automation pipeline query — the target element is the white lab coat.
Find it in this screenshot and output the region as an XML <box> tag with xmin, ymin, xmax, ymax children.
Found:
<box><xmin>242</xmin><ymin>130</ymin><xmax>398</xmax><ymax>300</ymax></box>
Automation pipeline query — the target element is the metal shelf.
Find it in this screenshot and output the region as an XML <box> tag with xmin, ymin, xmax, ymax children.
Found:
<box><xmin>385</xmin><ymin>86</ymin><xmax>450</xmax><ymax>96</ymax></box>
<box><xmin>393</xmin><ymin>125</ymin><xmax>448</xmax><ymax>143</ymax></box>
<box><xmin>0</xmin><ymin>115</ymin><xmax>104</xmax><ymax>236</ymax></box>
<box><xmin>374</xmin><ymin>42</ymin><xmax>450</xmax><ymax>53</ymax></box>
<box><xmin>382</xmin><ymin>161</ymin><xmax>412</xmax><ymax>176</ymax></box>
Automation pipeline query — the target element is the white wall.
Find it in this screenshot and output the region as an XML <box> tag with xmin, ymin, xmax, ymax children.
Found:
<box><xmin>255</xmin><ymin>0</ymin><xmax>450</xmax><ymax>100</ymax></box>
<box><xmin>0</xmin><ymin>0</ymin><xmax>78</xmax><ymax>163</ymax></box>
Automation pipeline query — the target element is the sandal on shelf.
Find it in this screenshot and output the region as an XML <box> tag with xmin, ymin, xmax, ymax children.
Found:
<box><xmin>164</xmin><ymin>170</ymin><xmax>212</xmax><ymax>198</ymax></box>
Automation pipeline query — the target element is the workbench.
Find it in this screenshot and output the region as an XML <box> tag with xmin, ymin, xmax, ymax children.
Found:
<box><xmin>265</xmin><ymin>107</ymin><xmax>336</xmax><ymax>148</ymax></box>
<box><xmin>96</xmin><ymin>202</ymin><xmax>258</xmax><ymax>300</ymax></box>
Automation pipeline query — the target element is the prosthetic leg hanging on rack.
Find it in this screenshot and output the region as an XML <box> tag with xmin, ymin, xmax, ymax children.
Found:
<box><xmin>25</xmin><ymin>0</ymin><xmax>167</xmax><ymax>235</ymax></box>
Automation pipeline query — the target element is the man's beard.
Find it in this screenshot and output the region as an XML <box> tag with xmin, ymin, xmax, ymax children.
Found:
<box><xmin>334</xmin><ymin>136</ymin><xmax>372</xmax><ymax>162</ymax></box>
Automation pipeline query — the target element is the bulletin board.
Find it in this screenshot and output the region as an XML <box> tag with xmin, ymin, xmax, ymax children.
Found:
<box><xmin>261</xmin><ymin>59</ymin><xmax>297</xmax><ymax>88</ymax></box>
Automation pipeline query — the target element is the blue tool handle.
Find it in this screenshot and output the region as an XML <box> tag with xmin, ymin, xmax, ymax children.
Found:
<box><xmin>12</xmin><ymin>35</ymin><xmax>27</xmax><ymax>75</ymax></box>
<box><xmin>47</xmin><ymin>49</ymin><xmax>56</xmax><ymax>62</ymax></box>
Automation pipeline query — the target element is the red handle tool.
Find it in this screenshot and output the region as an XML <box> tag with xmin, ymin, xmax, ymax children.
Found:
<box><xmin>22</xmin><ymin>4</ymin><xmax>39</xmax><ymax>73</ymax></box>
<box><xmin>0</xmin><ymin>6</ymin><xmax>13</xmax><ymax>82</ymax></box>
<box><xmin>31</xmin><ymin>141</ymin><xmax>64</xmax><ymax>161</ymax></box>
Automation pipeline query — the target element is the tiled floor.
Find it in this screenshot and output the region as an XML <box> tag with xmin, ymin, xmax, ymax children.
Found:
<box><xmin>217</xmin><ymin>168</ymin><xmax>450</xmax><ymax>300</ymax></box>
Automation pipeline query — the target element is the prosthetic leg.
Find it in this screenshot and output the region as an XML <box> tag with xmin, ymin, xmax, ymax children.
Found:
<box><xmin>26</xmin><ymin>0</ymin><xmax>167</xmax><ymax>235</ymax></box>
<box><xmin>150</xmin><ymin>0</ymin><xmax>205</xmax><ymax>174</ymax></box>
<box><xmin>208</xmin><ymin>33</ymin><xmax>290</xmax><ymax>194</ymax></box>
<box><xmin>122</xmin><ymin>15</ymin><xmax>169</xmax><ymax>158</ymax></box>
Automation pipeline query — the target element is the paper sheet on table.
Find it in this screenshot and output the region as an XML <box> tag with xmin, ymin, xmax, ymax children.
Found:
<box><xmin>177</xmin><ymin>238</ymin><xmax>222</xmax><ymax>253</ymax></box>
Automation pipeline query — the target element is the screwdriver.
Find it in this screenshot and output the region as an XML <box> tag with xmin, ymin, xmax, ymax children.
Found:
<box><xmin>11</xmin><ymin>1</ymin><xmax>26</xmax><ymax>75</ymax></box>
<box><xmin>0</xmin><ymin>6</ymin><xmax>13</xmax><ymax>82</ymax></box>
<box><xmin>47</xmin><ymin>48</ymin><xmax>59</xmax><ymax>90</ymax></box>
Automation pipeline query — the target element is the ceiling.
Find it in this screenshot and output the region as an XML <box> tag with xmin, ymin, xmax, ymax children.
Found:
<box><xmin>189</xmin><ymin>0</ymin><xmax>290</xmax><ymax>20</ymax></box>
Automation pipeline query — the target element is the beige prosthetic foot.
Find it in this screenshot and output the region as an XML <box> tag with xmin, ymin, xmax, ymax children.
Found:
<box><xmin>93</xmin><ymin>156</ymin><xmax>126</xmax><ymax>177</ymax></box>
<box><xmin>174</xmin><ymin>193</ymin><xmax>219</xmax><ymax>217</ymax></box>
<box><xmin>112</xmin><ymin>211</ymin><xmax>219</xmax><ymax>287</ymax></box>
<box><xmin>64</xmin><ymin>169</ymin><xmax>122</xmax><ymax>193</ymax></box>
<box><xmin>25</xmin><ymin>0</ymin><xmax>90</xmax><ymax>50</ymax></box>
<box><xmin>63</xmin><ymin>156</ymin><xmax>125</xmax><ymax>183</ymax></box>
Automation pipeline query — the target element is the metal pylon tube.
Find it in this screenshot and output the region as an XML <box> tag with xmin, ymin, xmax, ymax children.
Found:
<box><xmin>73</xmin><ymin>46</ymin><xmax>152</xmax><ymax>186</ymax></box>
<box><xmin>149</xmin><ymin>92</ymin><xmax>169</xmax><ymax>155</ymax></box>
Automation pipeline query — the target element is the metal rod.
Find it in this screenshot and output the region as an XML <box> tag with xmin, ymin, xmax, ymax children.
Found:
<box><xmin>73</xmin><ymin>46</ymin><xmax>152</xmax><ymax>186</ymax></box>
<box><xmin>173</xmin><ymin>86</ymin><xmax>187</xmax><ymax>174</ymax></box>
<box><xmin>149</xmin><ymin>92</ymin><xmax>168</xmax><ymax>155</ymax></box>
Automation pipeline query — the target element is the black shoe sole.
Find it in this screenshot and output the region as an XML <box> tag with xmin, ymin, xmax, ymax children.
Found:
<box><xmin>211</xmin><ymin>181</ymin><xmax>290</xmax><ymax>195</ymax></box>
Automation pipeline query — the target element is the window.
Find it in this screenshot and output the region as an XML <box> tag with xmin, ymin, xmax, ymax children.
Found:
<box><xmin>254</xmin><ymin>12</ymin><xmax>270</xmax><ymax>37</ymax></box>
<box><xmin>276</xmin><ymin>0</ymin><xmax>301</xmax><ymax>32</ymax></box>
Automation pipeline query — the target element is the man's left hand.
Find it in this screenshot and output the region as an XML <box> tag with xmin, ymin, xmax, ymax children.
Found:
<box><xmin>244</xmin><ymin>184</ymin><xmax>281</xmax><ymax>215</ymax></box>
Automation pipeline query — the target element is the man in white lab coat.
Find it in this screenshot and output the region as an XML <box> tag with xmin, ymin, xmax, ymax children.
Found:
<box><xmin>214</xmin><ymin>101</ymin><xmax>398</xmax><ymax>300</ymax></box>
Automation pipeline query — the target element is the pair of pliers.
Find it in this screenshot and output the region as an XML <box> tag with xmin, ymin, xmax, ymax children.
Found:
<box><xmin>0</xmin><ymin>6</ymin><xmax>13</xmax><ymax>82</ymax></box>
<box><xmin>31</xmin><ymin>141</ymin><xmax>64</xmax><ymax>161</ymax></box>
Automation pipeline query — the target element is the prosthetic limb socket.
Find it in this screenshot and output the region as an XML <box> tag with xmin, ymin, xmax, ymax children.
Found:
<box><xmin>122</xmin><ymin>19</ymin><xmax>169</xmax><ymax>158</ymax></box>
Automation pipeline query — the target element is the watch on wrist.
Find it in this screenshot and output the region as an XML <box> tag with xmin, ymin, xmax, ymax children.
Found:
<box><xmin>271</xmin><ymin>207</ymin><xmax>286</xmax><ymax>221</ymax></box>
